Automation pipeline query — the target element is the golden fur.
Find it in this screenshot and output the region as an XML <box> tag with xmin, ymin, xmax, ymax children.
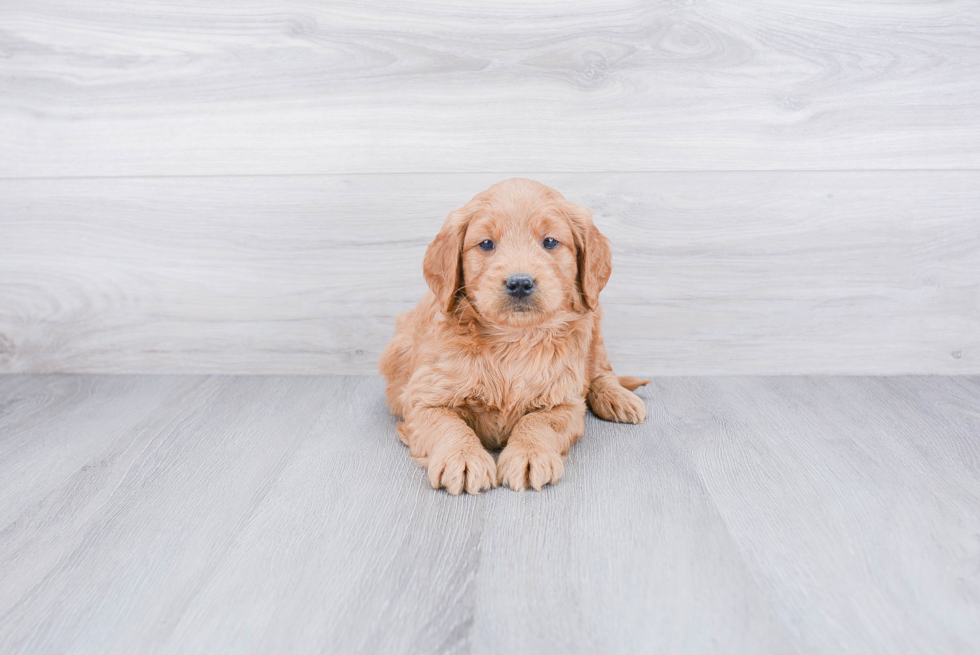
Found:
<box><xmin>379</xmin><ymin>178</ymin><xmax>648</xmax><ymax>494</ymax></box>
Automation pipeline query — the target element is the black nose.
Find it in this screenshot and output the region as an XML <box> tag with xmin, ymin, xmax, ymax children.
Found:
<box><xmin>505</xmin><ymin>274</ymin><xmax>535</xmax><ymax>299</ymax></box>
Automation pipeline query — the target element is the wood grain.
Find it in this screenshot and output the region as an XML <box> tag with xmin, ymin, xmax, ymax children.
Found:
<box><xmin>471</xmin><ymin>409</ymin><xmax>796</xmax><ymax>654</ymax></box>
<box><xmin>1</xmin><ymin>172</ymin><xmax>977</xmax><ymax>375</ymax></box>
<box><xmin>0</xmin><ymin>375</ymin><xmax>195</xmax><ymax>528</ymax></box>
<box><xmin>1</xmin><ymin>374</ymin><xmax>978</xmax><ymax>653</ymax></box>
<box><xmin>1</xmin><ymin>0</ymin><xmax>978</xmax><ymax>177</ymax></box>
<box><xmin>0</xmin><ymin>376</ymin><xmax>340</xmax><ymax>653</ymax></box>
<box><xmin>655</xmin><ymin>376</ymin><xmax>980</xmax><ymax>654</ymax></box>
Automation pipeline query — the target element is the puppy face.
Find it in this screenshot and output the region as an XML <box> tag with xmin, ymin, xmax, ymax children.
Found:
<box><xmin>461</xmin><ymin>197</ymin><xmax>578</xmax><ymax>324</ymax></box>
<box><xmin>423</xmin><ymin>179</ymin><xmax>612</xmax><ymax>326</ymax></box>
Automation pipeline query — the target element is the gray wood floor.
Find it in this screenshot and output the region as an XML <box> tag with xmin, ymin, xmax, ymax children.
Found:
<box><xmin>1</xmin><ymin>374</ymin><xmax>978</xmax><ymax>654</ymax></box>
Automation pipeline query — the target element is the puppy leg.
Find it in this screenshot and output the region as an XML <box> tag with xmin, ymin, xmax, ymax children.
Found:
<box><xmin>587</xmin><ymin>373</ymin><xmax>648</xmax><ymax>424</ymax></box>
<box><xmin>401</xmin><ymin>407</ymin><xmax>497</xmax><ymax>495</ymax></box>
<box><xmin>586</xmin><ymin>327</ymin><xmax>649</xmax><ymax>423</ymax></box>
<box><xmin>497</xmin><ymin>402</ymin><xmax>585</xmax><ymax>491</ymax></box>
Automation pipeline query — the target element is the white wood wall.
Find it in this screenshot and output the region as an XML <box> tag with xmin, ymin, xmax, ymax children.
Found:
<box><xmin>1</xmin><ymin>0</ymin><xmax>978</xmax><ymax>375</ymax></box>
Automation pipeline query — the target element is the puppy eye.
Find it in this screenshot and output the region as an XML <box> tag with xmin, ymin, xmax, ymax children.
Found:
<box><xmin>478</xmin><ymin>239</ymin><xmax>495</xmax><ymax>251</ymax></box>
<box><xmin>542</xmin><ymin>237</ymin><xmax>559</xmax><ymax>250</ymax></box>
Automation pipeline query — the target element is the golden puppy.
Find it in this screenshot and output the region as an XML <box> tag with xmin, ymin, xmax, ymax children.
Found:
<box><xmin>380</xmin><ymin>178</ymin><xmax>648</xmax><ymax>494</ymax></box>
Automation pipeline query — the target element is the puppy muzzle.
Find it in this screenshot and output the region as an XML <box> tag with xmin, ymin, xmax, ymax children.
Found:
<box><xmin>504</xmin><ymin>274</ymin><xmax>535</xmax><ymax>300</ymax></box>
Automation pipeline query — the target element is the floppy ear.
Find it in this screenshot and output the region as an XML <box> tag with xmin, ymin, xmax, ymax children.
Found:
<box><xmin>423</xmin><ymin>201</ymin><xmax>478</xmax><ymax>314</ymax></box>
<box><xmin>566</xmin><ymin>203</ymin><xmax>612</xmax><ymax>311</ymax></box>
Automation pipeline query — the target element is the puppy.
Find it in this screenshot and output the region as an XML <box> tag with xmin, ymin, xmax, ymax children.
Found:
<box><xmin>379</xmin><ymin>178</ymin><xmax>648</xmax><ymax>494</ymax></box>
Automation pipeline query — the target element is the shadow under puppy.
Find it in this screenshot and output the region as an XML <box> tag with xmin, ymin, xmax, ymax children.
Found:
<box><xmin>380</xmin><ymin>178</ymin><xmax>648</xmax><ymax>494</ymax></box>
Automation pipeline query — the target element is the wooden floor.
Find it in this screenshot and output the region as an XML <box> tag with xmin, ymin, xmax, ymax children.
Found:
<box><xmin>1</xmin><ymin>374</ymin><xmax>978</xmax><ymax>654</ymax></box>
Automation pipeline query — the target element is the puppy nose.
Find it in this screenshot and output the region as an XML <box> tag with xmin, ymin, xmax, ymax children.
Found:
<box><xmin>505</xmin><ymin>274</ymin><xmax>535</xmax><ymax>299</ymax></box>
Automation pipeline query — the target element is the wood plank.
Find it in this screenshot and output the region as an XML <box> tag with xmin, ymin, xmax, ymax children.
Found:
<box><xmin>1</xmin><ymin>0</ymin><xmax>978</xmax><ymax>177</ymax></box>
<box><xmin>470</xmin><ymin>409</ymin><xmax>797</xmax><ymax>654</ymax></box>
<box><xmin>0</xmin><ymin>375</ymin><xmax>197</xmax><ymax>526</ymax></box>
<box><xmin>3</xmin><ymin>374</ymin><xmax>979</xmax><ymax>652</ymax></box>
<box><xmin>165</xmin><ymin>378</ymin><xmax>799</xmax><ymax>654</ymax></box>
<box><xmin>1</xmin><ymin>172</ymin><xmax>977</xmax><ymax>375</ymax></box>
<box><xmin>0</xmin><ymin>375</ymin><xmax>800</xmax><ymax>654</ymax></box>
<box><xmin>654</xmin><ymin>376</ymin><xmax>980</xmax><ymax>654</ymax></box>
<box><xmin>0</xmin><ymin>376</ymin><xmax>349</xmax><ymax>652</ymax></box>
<box><xmin>161</xmin><ymin>376</ymin><xmax>489</xmax><ymax>654</ymax></box>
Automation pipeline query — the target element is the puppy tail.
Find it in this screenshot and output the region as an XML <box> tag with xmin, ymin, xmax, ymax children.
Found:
<box><xmin>617</xmin><ymin>376</ymin><xmax>650</xmax><ymax>391</ymax></box>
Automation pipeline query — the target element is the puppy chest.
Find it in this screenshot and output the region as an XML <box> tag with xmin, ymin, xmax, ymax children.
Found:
<box><xmin>458</xmin><ymin>365</ymin><xmax>579</xmax><ymax>447</ymax></box>
<box><xmin>467</xmin><ymin>354</ymin><xmax>584</xmax><ymax>412</ymax></box>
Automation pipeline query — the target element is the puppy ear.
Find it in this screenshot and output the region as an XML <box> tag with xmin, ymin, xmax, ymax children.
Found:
<box><xmin>566</xmin><ymin>203</ymin><xmax>612</xmax><ymax>311</ymax></box>
<box><xmin>423</xmin><ymin>202</ymin><xmax>477</xmax><ymax>314</ymax></box>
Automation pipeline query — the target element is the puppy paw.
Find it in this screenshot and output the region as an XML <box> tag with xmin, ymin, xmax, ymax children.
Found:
<box><xmin>588</xmin><ymin>382</ymin><xmax>648</xmax><ymax>424</ymax></box>
<box><xmin>497</xmin><ymin>440</ymin><xmax>564</xmax><ymax>492</ymax></box>
<box><xmin>427</xmin><ymin>442</ymin><xmax>497</xmax><ymax>495</ymax></box>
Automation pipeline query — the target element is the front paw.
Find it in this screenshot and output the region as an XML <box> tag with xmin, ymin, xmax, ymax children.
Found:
<box><xmin>497</xmin><ymin>440</ymin><xmax>564</xmax><ymax>492</ymax></box>
<box><xmin>427</xmin><ymin>441</ymin><xmax>497</xmax><ymax>495</ymax></box>
<box><xmin>588</xmin><ymin>382</ymin><xmax>647</xmax><ymax>424</ymax></box>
